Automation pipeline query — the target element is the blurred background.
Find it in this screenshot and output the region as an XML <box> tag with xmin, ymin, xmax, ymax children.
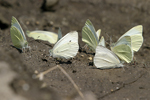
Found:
<box><xmin>0</xmin><ymin>0</ymin><xmax>150</xmax><ymax>100</ymax></box>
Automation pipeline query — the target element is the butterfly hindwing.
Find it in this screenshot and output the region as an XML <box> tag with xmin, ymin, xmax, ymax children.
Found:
<box><xmin>10</xmin><ymin>26</ymin><xmax>28</xmax><ymax>49</ymax></box>
<box><xmin>85</xmin><ymin>19</ymin><xmax>98</xmax><ymax>42</ymax></box>
<box><xmin>111</xmin><ymin>44</ymin><xmax>133</xmax><ymax>63</ymax></box>
<box><xmin>94</xmin><ymin>46</ymin><xmax>123</xmax><ymax>69</ymax></box>
<box><xmin>50</xmin><ymin>31</ymin><xmax>79</xmax><ymax>59</ymax></box>
<box><xmin>111</xmin><ymin>36</ymin><xmax>133</xmax><ymax>63</ymax></box>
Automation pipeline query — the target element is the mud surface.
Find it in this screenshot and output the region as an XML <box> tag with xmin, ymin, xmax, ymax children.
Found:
<box><xmin>0</xmin><ymin>0</ymin><xmax>150</xmax><ymax>100</ymax></box>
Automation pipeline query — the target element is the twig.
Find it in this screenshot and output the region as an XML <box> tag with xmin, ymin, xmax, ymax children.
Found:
<box><xmin>37</xmin><ymin>65</ymin><xmax>85</xmax><ymax>100</ymax></box>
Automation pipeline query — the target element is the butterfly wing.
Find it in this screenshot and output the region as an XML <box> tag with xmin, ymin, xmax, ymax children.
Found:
<box><xmin>85</xmin><ymin>19</ymin><xmax>98</xmax><ymax>42</ymax></box>
<box><xmin>57</xmin><ymin>28</ymin><xmax>62</xmax><ymax>41</ymax></box>
<box><xmin>94</xmin><ymin>46</ymin><xmax>123</xmax><ymax>69</ymax></box>
<box><xmin>82</xmin><ymin>19</ymin><xmax>100</xmax><ymax>50</ymax></box>
<box><xmin>96</xmin><ymin>29</ymin><xmax>101</xmax><ymax>40</ymax></box>
<box><xmin>115</xmin><ymin>36</ymin><xmax>131</xmax><ymax>47</ymax></box>
<box><xmin>118</xmin><ymin>25</ymin><xmax>143</xmax><ymax>51</ymax></box>
<box><xmin>111</xmin><ymin>44</ymin><xmax>133</xmax><ymax>63</ymax></box>
<box><xmin>130</xmin><ymin>34</ymin><xmax>143</xmax><ymax>52</ymax></box>
<box><xmin>111</xmin><ymin>36</ymin><xmax>133</xmax><ymax>63</ymax></box>
<box><xmin>98</xmin><ymin>36</ymin><xmax>105</xmax><ymax>47</ymax></box>
<box><xmin>11</xmin><ymin>16</ymin><xmax>27</xmax><ymax>41</ymax></box>
<box><xmin>82</xmin><ymin>26</ymin><xmax>98</xmax><ymax>50</ymax></box>
<box><xmin>10</xmin><ymin>26</ymin><xmax>28</xmax><ymax>49</ymax></box>
<box><xmin>27</xmin><ymin>30</ymin><xmax>58</xmax><ymax>44</ymax></box>
<box><xmin>51</xmin><ymin>31</ymin><xmax>79</xmax><ymax>59</ymax></box>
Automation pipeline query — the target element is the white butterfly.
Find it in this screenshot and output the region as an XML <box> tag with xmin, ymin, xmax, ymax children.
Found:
<box><xmin>50</xmin><ymin>31</ymin><xmax>79</xmax><ymax>59</ymax></box>
<box><xmin>10</xmin><ymin>16</ymin><xmax>29</xmax><ymax>49</ymax></box>
<box><xmin>94</xmin><ymin>45</ymin><xmax>124</xmax><ymax>69</ymax></box>
<box><xmin>110</xmin><ymin>25</ymin><xmax>143</xmax><ymax>63</ymax></box>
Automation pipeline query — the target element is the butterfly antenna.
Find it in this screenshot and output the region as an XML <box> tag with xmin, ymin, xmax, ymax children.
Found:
<box><xmin>105</xmin><ymin>33</ymin><xmax>112</xmax><ymax>47</ymax></box>
<box><xmin>109</xmin><ymin>36</ymin><xmax>113</xmax><ymax>47</ymax></box>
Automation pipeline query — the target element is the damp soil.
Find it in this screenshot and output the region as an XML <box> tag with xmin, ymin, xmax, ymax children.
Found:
<box><xmin>0</xmin><ymin>0</ymin><xmax>150</xmax><ymax>100</ymax></box>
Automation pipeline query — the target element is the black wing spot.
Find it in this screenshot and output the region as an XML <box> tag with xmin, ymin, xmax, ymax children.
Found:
<box><xmin>69</xmin><ymin>40</ymin><xmax>71</xmax><ymax>42</ymax></box>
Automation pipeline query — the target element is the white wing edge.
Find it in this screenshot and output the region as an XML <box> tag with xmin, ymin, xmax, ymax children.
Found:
<box><xmin>96</xmin><ymin>29</ymin><xmax>101</xmax><ymax>40</ymax></box>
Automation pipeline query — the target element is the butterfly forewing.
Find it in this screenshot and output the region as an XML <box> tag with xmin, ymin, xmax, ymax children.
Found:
<box><xmin>131</xmin><ymin>34</ymin><xmax>143</xmax><ymax>51</ymax></box>
<box><xmin>118</xmin><ymin>25</ymin><xmax>143</xmax><ymax>52</ymax></box>
<box><xmin>11</xmin><ymin>16</ymin><xmax>27</xmax><ymax>41</ymax></box>
<box><xmin>85</xmin><ymin>19</ymin><xmax>98</xmax><ymax>42</ymax></box>
<box><xmin>82</xmin><ymin>26</ymin><xmax>98</xmax><ymax>50</ymax></box>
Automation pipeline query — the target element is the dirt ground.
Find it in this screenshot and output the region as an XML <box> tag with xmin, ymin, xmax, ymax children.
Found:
<box><xmin>0</xmin><ymin>0</ymin><xmax>150</xmax><ymax>100</ymax></box>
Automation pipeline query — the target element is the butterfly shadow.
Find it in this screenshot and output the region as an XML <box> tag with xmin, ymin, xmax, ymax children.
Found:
<box><xmin>55</xmin><ymin>59</ymin><xmax>72</xmax><ymax>64</ymax></box>
<box><xmin>34</xmin><ymin>40</ymin><xmax>53</xmax><ymax>48</ymax></box>
<box><xmin>90</xmin><ymin>66</ymin><xmax>124</xmax><ymax>70</ymax></box>
<box><xmin>79</xmin><ymin>47</ymin><xmax>95</xmax><ymax>55</ymax></box>
<box><xmin>10</xmin><ymin>45</ymin><xmax>23</xmax><ymax>53</ymax></box>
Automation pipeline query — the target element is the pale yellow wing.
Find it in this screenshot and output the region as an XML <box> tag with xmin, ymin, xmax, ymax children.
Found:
<box><xmin>118</xmin><ymin>25</ymin><xmax>143</xmax><ymax>51</ymax></box>
<box><xmin>27</xmin><ymin>30</ymin><xmax>58</xmax><ymax>44</ymax></box>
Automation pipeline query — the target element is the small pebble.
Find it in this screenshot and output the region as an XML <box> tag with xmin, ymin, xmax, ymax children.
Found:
<box><xmin>35</xmin><ymin>21</ymin><xmax>39</xmax><ymax>25</ymax></box>
<box><xmin>26</xmin><ymin>21</ymin><xmax>30</xmax><ymax>25</ymax></box>
<box><xmin>50</xmin><ymin>21</ymin><xmax>54</xmax><ymax>25</ymax></box>
<box><xmin>22</xmin><ymin>83</ymin><xmax>30</xmax><ymax>91</ymax></box>
<box><xmin>34</xmin><ymin>70</ymin><xmax>38</xmax><ymax>74</ymax></box>
<box><xmin>81</xmin><ymin>55</ymin><xmax>84</xmax><ymax>57</ymax></box>
<box><xmin>41</xmin><ymin>82</ymin><xmax>47</xmax><ymax>88</ymax></box>
<box><xmin>111</xmin><ymin>89</ymin><xmax>113</xmax><ymax>92</ymax></box>
<box><xmin>88</xmin><ymin>57</ymin><xmax>92</xmax><ymax>60</ymax></box>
